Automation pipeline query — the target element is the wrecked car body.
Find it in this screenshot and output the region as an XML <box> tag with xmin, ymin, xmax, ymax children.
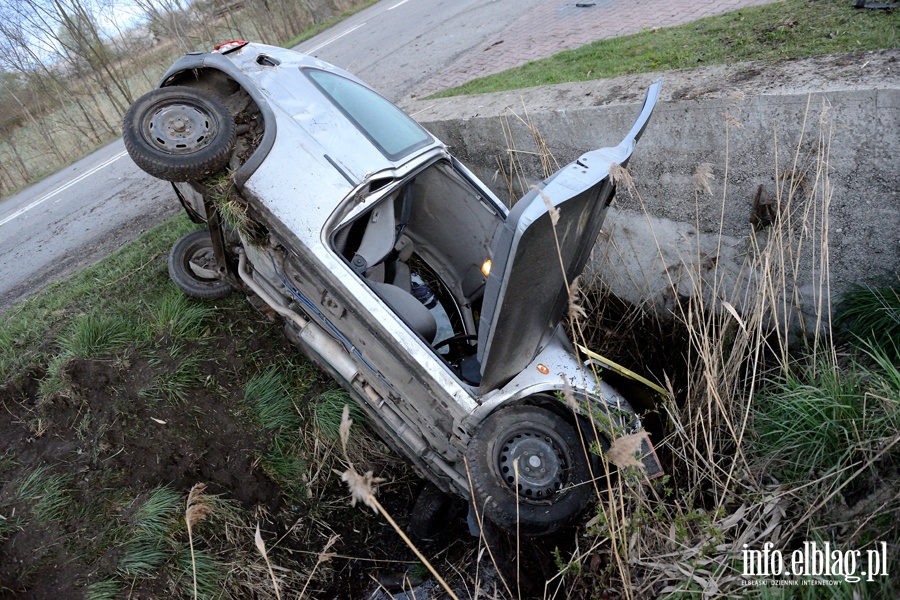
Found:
<box><xmin>123</xmin><ymin>42</ymin><xmax>664</xmax><ymax>535</ymax></box>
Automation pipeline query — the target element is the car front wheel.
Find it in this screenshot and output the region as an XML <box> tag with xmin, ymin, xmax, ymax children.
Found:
<box><xmin>123</xmin><ymin>86</ymin><xmax>235</xmax><ymax>182</ymax></box>
<box><xmin>466</xmin><ymin>405</ymin><xmax>593</xmax><ymax>535</ymax></box>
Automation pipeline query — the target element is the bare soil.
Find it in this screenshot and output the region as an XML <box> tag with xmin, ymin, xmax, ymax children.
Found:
<box><xmin>0</xmin><ymin>313</ymin><xmax>479</xmax><ymax>598</ymax></box>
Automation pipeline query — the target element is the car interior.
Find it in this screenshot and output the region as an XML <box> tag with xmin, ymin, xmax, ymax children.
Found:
<box><xmin>330</xmin><ymin>159</ymin><xmax>503</xmax><ymax>384</ymax></box>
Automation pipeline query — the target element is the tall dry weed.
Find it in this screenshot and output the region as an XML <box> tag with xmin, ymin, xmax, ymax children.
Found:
<box><xmin>499</xmin><ymin>98</ymin><xmax>857</xmax><ymax>597</ymax></box>
<box><xmin>606</xmin><ymin>100</ymin><xmax>846</xmax><ymax>597</ymax></box>
<box><xmin>336</xmin><ymin>405</ymin><xmax>460</xmax><ymax>600</ymax></box>
<box><xmin>185</xmin><ymin>483</ymin><xmax>210</xmax><ymax>600</ymax></box>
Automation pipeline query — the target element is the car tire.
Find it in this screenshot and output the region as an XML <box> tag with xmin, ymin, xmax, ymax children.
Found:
<box><xmin>168</xmin><ymin>230</ymin><xmax>232</xmax><ymax>299</ymax></box>
<box><xmin>478</xmin><ymin>515</ymin><xmax>576</xmax><ymax>594</ymax></box>
<box><xmin>466</xmin><ymin>405</ymin><xmax>593</xmax><ymax>535</ymax></box>
<box><xmin>408</xmin><ymin>484</ymin><xmax>460</xmax><ymax>543</ymax></box>
<box><xmin>123</xmin><ymin>86</ymin><xmax>236</xmax><ymax>182</ymax></box>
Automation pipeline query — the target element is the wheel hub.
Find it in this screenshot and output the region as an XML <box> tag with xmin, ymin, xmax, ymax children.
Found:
<box><xmin>498</xmin><ymin>429</ymin><xmax>566</xmax><ymax>500</ymax></box>
<box><xmin>187</xmin><ymin>247</ymin><xmax>218</xmax><ymax>280</ymax></box>
<box><xmin>145</xmin><ymin>104</ymin><xmax>216</xmax><ymax>154</ymax></box>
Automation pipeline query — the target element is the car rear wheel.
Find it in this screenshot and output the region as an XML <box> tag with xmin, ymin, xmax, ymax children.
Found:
<box><xmin>168</xmin><ymin>230</ymin><xmax>232</xmax><ymax>299</ymax></box>
<box><xmin>123</xmin><ymin>86</ymin><xmax>235</xmax><ymax>182</ymax></box>
<box><xmin>466</xmin><ymin>405</ymin><xmax>593</xmax><ymax>535</ymax></box>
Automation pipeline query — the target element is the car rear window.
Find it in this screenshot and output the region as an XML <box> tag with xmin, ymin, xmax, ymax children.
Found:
<box><xmin>305</xmin><ymin>69</ymin><xmax>432</xmax><ymax>160</ymax></box>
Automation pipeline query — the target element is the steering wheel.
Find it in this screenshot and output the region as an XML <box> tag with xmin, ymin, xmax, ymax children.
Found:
<box><xmin>433</xmin><ymin>334</ymin><xmax>478</xmax><ymax>351</ymax></box>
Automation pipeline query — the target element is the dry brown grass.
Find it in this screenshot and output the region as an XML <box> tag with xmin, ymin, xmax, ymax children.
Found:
<box><xmin>336</xmin><ymin>404</ymin><xmax>462</xmax><ymax>599</ymax></box>
<box><xmin>488</xmin><ymin>96</ymin><xmax>882</xmax><ymax>599</ymax></box>
<box><xmin>185</xmin><ymin>482</ymin><xmax>211</xmax><ymax>600</ymax></box>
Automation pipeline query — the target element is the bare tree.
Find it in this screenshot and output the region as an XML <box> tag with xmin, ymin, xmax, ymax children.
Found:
<box><xmin>0</xmin><ymin>0</ymin><xmax>369</xmax><ymax>195</ymax></box>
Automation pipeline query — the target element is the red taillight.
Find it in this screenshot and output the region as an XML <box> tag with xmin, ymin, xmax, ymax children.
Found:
<box><xmin>213</xmin><ymin>40</ymin><xmax>248</xmax><ymax>54</ymax></box>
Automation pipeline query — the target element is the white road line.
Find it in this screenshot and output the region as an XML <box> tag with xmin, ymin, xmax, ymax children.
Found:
<box><xmin>0</xmin><ymin>150</ymin><xmax>128</xmax><ymax>228</ymax></box>
<box><xmin>388</xmin><ymin>0</ymin><xmax>415</xmax><ymax>10</ymax></box>
<box><xmin>305</xmin><ymin>22</ymin><xmax>367</xmax><ymax>54</ymax></box>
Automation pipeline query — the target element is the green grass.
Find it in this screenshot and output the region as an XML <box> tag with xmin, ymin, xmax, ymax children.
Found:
<box><xmin>33</xmin><ymin>312</ymin><xmax>142</xmax><ymax>404</ymax></box>
<box><xmin>150</xmin><ymin>293</ymin><xmax>215</xmax><ymax>341</ymax></box>
<box><xmin>245</xmin><ymin>366</ymin><xmax>301</xmax><ymax>430</ymax></box>
<box><xmin>118</xmin><ymin>486</ymin><xmax>181</xmax><ymax>577</ymax></box>
<box><xmin>836</xmin><ymin>277</ymin><xmax>900</xmax><ymax>361</ymax></box>
<box><xmin>431</xmin><ymin>0</ymin><xmax>900</xmax><ymax>98</ymax></box>
<box><xmin>752</xmin><ymin>346</ymin><xmax>900</xmax><ymax>482</ymax></box>
<box><xmin>243</xmin><ymin>363</ymin><xmax>328</xmax><ymax>503</ymax></box>
<box><xmin>312</xmin><ymin>385</ymin><xmax>365</xmax><ymax>444</ymax></box>
<box><xmin>140</xmin><ymin>355</ymin><xmax>204</xmax><ymax>405</ymax></box>
<box><xmin>0</xmin><ymin>216</ymin><xmax>195</xmax><ymax>379</ymax></box>
<box><xmin>15</xmin><ymin>465</ymin><xmax>73</xmax><ymax>526</ymax></box>
<box><xmin>282</xmin><ymin>0</ymin><xmax>380</xmax><ymax>47</ymax></box>
<box><xmin>59</xmin><ymin>312</ymin><xmax>141</xmax><ymax>358</ymax></box>
<box><xmin>84</xmin><ymin>578</ymin><xmax>121</xmax><ymax>600</ymax></box>
<box><xmin>260</xmin><ymin>433</ymin><xmax>311</xmax><ymax>504</ymax></box>
<box><xmin>174</xmin><ymin>546</ymin><xmax>226</xmax><ymax>600</ymax></box>
<box><xmin>102</xmin><ymin>487</ymin><xmax>239</xmax><ymax>597</ymax></box>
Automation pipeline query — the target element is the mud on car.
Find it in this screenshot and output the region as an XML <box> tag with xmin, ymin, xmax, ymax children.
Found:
<box><xmin>123</xmin><ymin>41</ymin><xmax>665</xmax><ymax>536</ymax></box>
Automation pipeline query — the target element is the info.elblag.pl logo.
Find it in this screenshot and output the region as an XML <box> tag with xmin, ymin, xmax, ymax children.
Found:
<box><xmin>741</xmin><ymin>541</ymin><xmax>889</xmax><ymax>585</ymax></box>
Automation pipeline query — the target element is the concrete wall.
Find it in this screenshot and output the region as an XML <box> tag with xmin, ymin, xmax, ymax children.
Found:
<box><xmin>407</xmin><ymin>52</ymin><xmax>900</xmax><ymax>331</ymax></box>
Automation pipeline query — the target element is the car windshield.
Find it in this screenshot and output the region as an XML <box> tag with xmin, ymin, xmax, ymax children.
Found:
<box><xmin>305</xmin><ymin>68</ymin><xmax>432</xmax><ymax>160</ymax></box>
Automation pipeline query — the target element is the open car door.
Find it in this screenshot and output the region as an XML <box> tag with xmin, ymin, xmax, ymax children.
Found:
<box><xmin>477</xmin><ymin>79</ymin><xmax>663</xmax><ymax>391</ymax></box>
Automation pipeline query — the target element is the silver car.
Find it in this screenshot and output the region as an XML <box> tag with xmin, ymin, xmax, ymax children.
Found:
<box><xmin>123</xmin><ymin>41</ymin><xmax>664</xmax><ymax>535</ymax></box>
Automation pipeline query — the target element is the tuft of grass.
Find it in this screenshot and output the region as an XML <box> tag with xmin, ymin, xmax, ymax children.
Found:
<box><xmin>150</xmin><ymin>293</ymin><xmax>214</xmax><ymax>341</ymax></box>
<box><xmin>836</xmin><ymin>278</ymin><xmax>900</xmax><ymax>360</ymax></box>
<box><xmin>118</xmin><ymin>545</ymin><xmax>174</xmax><ymax>579</ymax></box>
<box><xmin>37</xmin><ymin>355</ymin><xmax>71</xmax><ymax>403</ymax></box>
<box><xmin>431</xmin><ymin>0</ymin><xmax>899</xmax><ymax>97</ymax></box>
<box><xmin>15</xmin><ymin>465</ymin><xmax>72</xmax><ymax>525</ymax></box>
<box><xmin>140</xmin><ymin>356</ymin><xmax>203</xmax><ymax>405</ymax></box>
<box><xmin>260</xmin><ymin>434</ymin><xmax>310</xmax><ymax>504</ymax></box>
<box><xmin>204</xmin><ymin>172</ymin><xmax>254</xmax><ymax>242</ymax></box>
<box><xmin>58</xmin><ymin>312</ymin><xmax>139</xmax><ymax>359</ymax></box>
<box><xmin>84</xmin><ymin>578</ymin><xmax>121</xmax><ymax>600</ymax></box>
<box><xmin>752</xmin><ymin>355</ymin><xmax>899</xmax><ymax>482</ymax></box>
<box><xmin>312</xmin><ymin>386</ymin><xmax>365</xmax><ymax>444</ymax></box>
<box><xmin>174</xmin><ymin>546</ymin><xmax>225</xmax><ymax>600</ymax></box>
<box><xmin>245</xmin><ymin>366</ymin><xmax>301</xmax><ymax>430</ymax></box>
<box><xmin>132</xmin><ymin>486</ymin><xmax>181</xmax><ymax>538</ymax></box>
<box><xmin>118</xmin><ymin>486</ymin><xmax>180</xmax><ymax>577</ymax></box>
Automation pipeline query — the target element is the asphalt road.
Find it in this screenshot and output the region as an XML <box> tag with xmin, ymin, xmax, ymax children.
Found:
<box><xmin>0</xmin><ymin>0</ymin><xmax>544</xmax><ymax>312</ymax></box>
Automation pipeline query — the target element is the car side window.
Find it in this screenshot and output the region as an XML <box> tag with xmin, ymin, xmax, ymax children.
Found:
<box><xmin>305</xmin><ymin>69</ymin><xmax>431</xmax><ymax>160</ymax></box>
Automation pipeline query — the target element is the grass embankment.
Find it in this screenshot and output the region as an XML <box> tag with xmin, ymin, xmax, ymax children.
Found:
<box><xmin>0</xmin><ymin>216</ymin><xmax>412</xmax><ymax>597</ymax></box>
<box><xmin>432</xmin><ymin>0</ymin><xmax>899</xmax><ymax>97</ymax></box>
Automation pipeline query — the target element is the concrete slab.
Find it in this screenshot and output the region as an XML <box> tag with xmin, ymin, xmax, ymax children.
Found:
<box><xmin>407</xmin><ymin>51</ymin><xmax>900</xmax><ymax>330</ymax></box>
